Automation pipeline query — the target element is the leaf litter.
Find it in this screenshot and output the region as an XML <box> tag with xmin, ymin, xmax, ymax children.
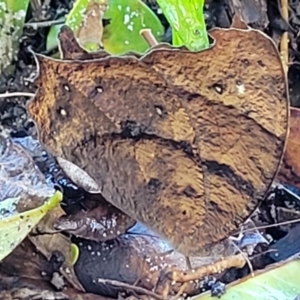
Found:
<box><xmin>2</xmin><ymin>0</ymin><xmax>300</xmax><ymax>299</ymax></box>
<box><xmin>0</xmin><ymin>135</ymin><xmax>62</xmax><ymax>262</ymax></box>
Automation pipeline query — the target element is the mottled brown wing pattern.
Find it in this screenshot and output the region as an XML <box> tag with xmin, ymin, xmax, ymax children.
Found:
<box><xmin>28</xmin><ymin>27</ymin><xmax>288</xmax><ymax>256</ymax></box>
<box><xmin>145</xmin><ymin>28</ymin><xmax>288</xmax><ymax>236</ymax></box>
<box><xmin>56</xmin><ymin>133</ymin><xmax>206</xmax><ymax>255</ymax></box>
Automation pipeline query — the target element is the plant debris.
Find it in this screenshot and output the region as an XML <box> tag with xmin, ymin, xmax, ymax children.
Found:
<box><xmin>1</xmin><ymin>0</ymin><xmax>300</xmax><ymax>299</ymax></box>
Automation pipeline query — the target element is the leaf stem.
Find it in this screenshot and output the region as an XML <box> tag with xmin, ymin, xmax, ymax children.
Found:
<box><xmin>140</xmin><ymin>29</ymin><xmax>159</xmax><ymax>47</ymax></box>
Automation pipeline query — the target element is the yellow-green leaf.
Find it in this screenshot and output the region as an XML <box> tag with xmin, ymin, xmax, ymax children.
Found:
<box><xmin>0</xmin><ymin>137</ymin><xmax>63</xmax><ymax>262</ymax></box>
<box><xmin>0</xmin><ymin>191</ymin><xmax>62</xmax><ymax>262</ymax></box>
<box><xmin>193</xmin><ymin>256</ymin><xmax>300</xmax><ymax>300</ymax></box>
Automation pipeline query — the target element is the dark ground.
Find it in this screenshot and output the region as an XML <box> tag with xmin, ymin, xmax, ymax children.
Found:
<box><xmin>1</xmin><ymin>0</ymin><xmax>300</xmax><ymax>299</ymax></box>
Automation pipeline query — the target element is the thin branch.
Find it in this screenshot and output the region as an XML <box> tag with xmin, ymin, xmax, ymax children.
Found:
<box><xmin>171</xmin><ymin>282</ymin><xmax>188</xmax><ymax>300</ymax></box>
<box><xmin>140</xmin><ymin>29</ymin><xmax>159</xmax><ymax>47</ymax></box>
<box><xmin>276</xmin><ymin>183</ymin><xmax>300</xmax><ymax>202</ymax></box>
<box><xmin>241</xmin><ymin>218</ymin><xmax>300</xmax><ymax>233</ymax></box>
<box><xmin>24</xmin><ymin>19</ymin><xmax>65</xmax><ymax>29</ymax></box>
<box><xmin>280</xmin><ymin>0</ymin><xmax>289</xmax><ymax>73</ymax></box>
<box><xmin>0</xmin><ymin>92</ymin><xmax>35</xmax><ymax>99</ymax></box>
<box><xmin>232</xmin><ymin>242</ymin><xmax>254</xmax><ymax>276</ymax></box>
<box><xmin>164</xmin><ymin>254</ymin><xmax>246</xmax><ymax>283</ymax></box>
<box><xmin>97</xmin><ymin>278</ymin><xmax>165</xmax><ymax>300</ymax></box>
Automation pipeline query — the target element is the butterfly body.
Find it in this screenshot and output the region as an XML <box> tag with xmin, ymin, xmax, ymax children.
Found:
<box><xmin>28</xmin><ymin>26</ymin><xmax>288</xmax><ymax>256</ymax></box>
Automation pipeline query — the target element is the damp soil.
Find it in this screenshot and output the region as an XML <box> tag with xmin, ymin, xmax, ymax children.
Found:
<box><xmin>1</xmin><ymin>0</ymin><xmax>300</xmax><ymax>299</ymax></box>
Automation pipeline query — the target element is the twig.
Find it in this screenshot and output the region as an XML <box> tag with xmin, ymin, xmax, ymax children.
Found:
<box><xmin>250</xmin><ymin>248</ymin><xmax>279</xmax><ymax>260</ymax></box>
<box><xmin>231</xmin><ymin>183</ymin><xmax>300</xmax><ymax>235</ymax></box>
<box><xmin>241</xmin><ymin>218</ymin><xmax>300</xmax><ymax>233</ymax></box>
<box><xmin>185</xmin><ymin>256</ymin><xmax>192</xmax><ymax>269</ymax></box>
<box><xmin>276</xmin><ymin>183</ymin><xmax>300</xmax><ymax>202</ymax></box>
<box><xmin>97</xmin><ymin>278</ymin><xmax>165</xmax><ymax>300</ymax></box>
<box><xmin>232</xmin><ymin>242</ymin><xmax>254</xmax><ymax>276</ymax></box>
<box><xmin>140</xmin><ymin>29</ymin><xmax>159</xmax><ymax>47</ymax></box>
<box><xmin>171</xmin><ymin>282</ymin><xmax>188</xmax><ymax>300</ymax></box>
<box><xmin>164</xmin><ymin>253</ymin><xmax>247</xmax><ymax>283</ymax></box>
<box><xmin>280</xmin><ymin>0</ymin><xmax>289</xmax><ymax>73</ymax></box>
<box><xmin>0</xmin><ymin>92</ymin><xmax>35</xmax><ymax>98</ymax></box>
<box><xmin>24</xmin><ymin>19</ymin><xmax>65</xmax><ymax>29</ymax></box>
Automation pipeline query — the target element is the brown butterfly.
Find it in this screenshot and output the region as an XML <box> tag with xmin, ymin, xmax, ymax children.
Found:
<box><xmin>28</xmin><ymin>25</ymin><xmax>288</xmax><ymax>256</ymax></box>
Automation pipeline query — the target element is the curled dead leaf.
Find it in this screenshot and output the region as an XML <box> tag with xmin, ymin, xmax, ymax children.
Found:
<box><xmin>54</xmin><ymin>193</ymin><xmax>136</xmax><ymax>241</ymax></box>
<box><xmin>56</xmin><ymin>156</ymin><xmax>100</xmax><ymax>193</ymax></box>
<box><xmin>73</xmin><ymin>231</ymin><xmax>244</xmax><ymax>298</ymax></box>
<box><xmin>29</xmin><ymin>205</ymin><xmax>85</xmax><ymax>292</ymax></box>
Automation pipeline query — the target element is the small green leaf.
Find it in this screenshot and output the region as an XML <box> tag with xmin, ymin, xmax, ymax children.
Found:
<box><xmin>65</xmin><ymin>0</ymin><xmax>108</xmax><ymax>52</ymax></box>
<box><xmin>48</xmin><ymin>0</ymin><xmax>164</xmax><ymax>54</ymax></box>
<box><xmin>0</xmin><ymin>137</ymin><xmax>63</xmax><ymax>262</ymax></box>
<box><xmin>66</xmin><ymin>0</ymin><xmax>99</xmax><ymax>32</ymax></box>
<box><xmin>63</xmin><ymin>0</ymin><xmax>164</xmax><ymax>55</ymax></box>
<box><xmin>71</xmin><ymin>243</ymin><xmax>80</xmax><ymax>265</ymax></box>
<box><xmin>193</xmin><ymin>257</ymin><xmax>300</xmax><ymax>300</ymax></box>
<box><xmin>156</xmin><ymin>0</ymin><xmax>209</xmax><ymax>51</ymax></box>
<box><xmin>0</xmin><ymin>191</ymin><xmax>62</xmax><ymax>262</ymax></box>
<box><xmin>102</xmin><ymin>0</ymin><xmax>165</xmax><ymax>54</ymax></box>
<box><xmin>46</xmin><ymin>21</ymin><xmax>64</xmax><ymax>50</ymax></box>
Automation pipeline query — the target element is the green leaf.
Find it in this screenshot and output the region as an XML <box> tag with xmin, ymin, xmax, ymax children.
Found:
<box><xmin>0</xmin><ymin>137</ymin><xmax>62</xmax><ymax>262</ymax></box>
<box><xmin>62</xmin><ymin>0</ymin><xmax>164</xmax><ymax>54</ymax></box>
<box><xmin>102</xmin><ymin>0</ymin><xmax>165</xmax><ymax>54</ymax></box>
<box><xmin>156</xmin><ymin>0</ymin><xmax>209</xmax><ymax>51</ymax></box>
<box><xmin>0</xmin><ymin>0</ymin><xmax>30</xmax><ymax>72</ymax></box>
<box><xmin>65</xmin><ymin>0</ymin><xmax>108</xmax><ymax>52</ymax></box>
<box><xmin>193</xmin><ymin>257</ymin><xmax>300</xmax><ymax>300</ymax></box>
<box><xmin>0</xmin><ymin>192</ymin><xmax>62</xmax><ymax>262</ymax></box>
<box><xmin>71</xmin><ymin>243</ymin><xmax>80</xmax><ymax>265</ymax></box>
<box><xmin>65</xmin><ymin>0</ymin><xmax>101</xmax><ymax>32</ymax></box>
<box><xmin>46</xmin><ymin>20</ymin><xmax>64</xmax><ymax>51</ymax></box>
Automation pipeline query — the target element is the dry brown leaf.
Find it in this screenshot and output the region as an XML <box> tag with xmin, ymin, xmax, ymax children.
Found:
<box><xmin>73</xmin><ymin>233</ymin><xmax>243</xmax><ymax>298</ymax></box>
<box><xmin>54</xmin><ymin>193</ymin><xmax>136</xmax><ymax>241</ymax></box>
<box><xmin>0</xmin><ymin>137</ymin><xmax>56</xmax><ymax>213</ymax></box>
<box><xmin>0</xmin><ymin>271</ymin><xmax>113</xmax><ymax>300</ymax></box>
<box><xmin>0</xmin><ymin>288</ymin><xmax>67</xmax><ymax>300</ymax></box>
<box><xmin>28</xmin><ymin>26</ymin><xmax>289</xmax><ymax>257</ymax></box>
<box><xmin>228</xmin><ymin>0</ymin><xmax>269</xmax><ymax>29</ymax></box>
<box><xmin>277</xmin><ymin>107</ymin><xmax>300</xmax><ymax>188</ymax></box>
<box><xmin>29</xmin><ymin>206</ymin><xmax>85</xmax><ymax>291</ymax></box>
<box><xmin>72</xmin><ymin>0</ymin><xmax>108</xmax><ymax>50</ymax></box>
<box><xmin>0</xmin><ymin>238</ymin><xmax>54</xmax><ymax>283</ymax></box>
